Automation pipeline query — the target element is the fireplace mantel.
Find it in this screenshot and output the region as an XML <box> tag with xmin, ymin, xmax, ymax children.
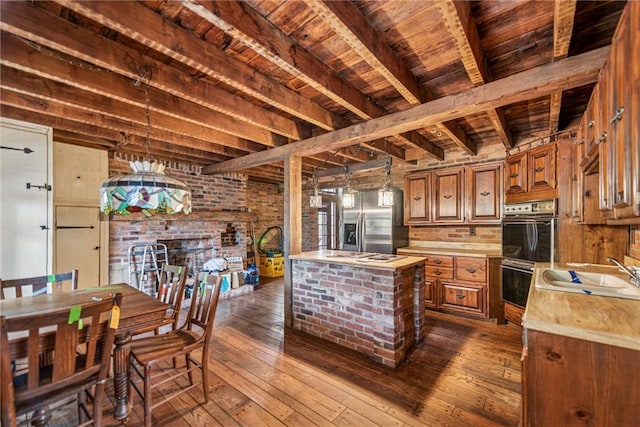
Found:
<box><xmin>105</xmin><ymin>210</ymin><xmax>259</xmax><ymax>223</ymax></box>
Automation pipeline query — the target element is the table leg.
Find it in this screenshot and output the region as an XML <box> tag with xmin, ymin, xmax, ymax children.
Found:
<box><xmin>113</xmin><ymin>331</ymin><xmax>132</xmax><ymax>421</ymax></box>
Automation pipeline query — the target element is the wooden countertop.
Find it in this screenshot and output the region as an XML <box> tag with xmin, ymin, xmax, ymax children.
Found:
<box><xmin>289</xmin><ymin>250</ymin><xmax>426</xmax><ymax>270</ymax></box>
<box><xmin>522</xmin><ymin>263</ymin><xmax>640</xmax><ymax>351</ymax></box>
<box><xmin>397</xmin><ymin>241</ymin><xmax>502</xmax><ymax>258</ymax></box>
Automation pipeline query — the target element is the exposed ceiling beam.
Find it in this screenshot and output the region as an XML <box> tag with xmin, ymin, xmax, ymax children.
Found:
<box><xmin>305</xmin><ymin>0</ymin><xmax>473</xmax><ymax>155</ymax></box>
<box><xmin>0</xmin><ymin>1</ymin><xmax>300</xmax><ymax>141</ymax></box>
<box><xmin>437</xmin><ymin>0</ymin><xmax>513</xmax><ymax>149</ymax></box>
<box><xmin>53</xmin><ymin>0</ymin><xmax>335</xmax><ymax>132</ymax></box>
<box><xmin>181</xmin><ymin>0</ymin><xmax>442</xmax><ymax>161</ymax></box>
<box><xmin>549</xmin><ymin>0</ymin><xmax>577</xmax><ymax>133</ymax></box>
<box><xmin>203</xmin><ymin>47</ymin><xmax>607</xmax><ymax>174</ymax></box>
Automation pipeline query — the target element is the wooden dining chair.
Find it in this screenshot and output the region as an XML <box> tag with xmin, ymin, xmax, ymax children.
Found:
<box><xmin>0</xmin><ymin>270</ymin><xmax>79</xmax><ymax>299</ymax></box>
<box><xmin>133</xmin><ymin>263</ymin><xmax>188</xmax><ymax>336</ymax></box>
<box><xmin>129</xmin><ymin>272</ymin><xmax>222</xmax><ymax>427</ymax></box>
<box><xmin>0</xmin><ymin>292</ymin><xmax>122</xmax><ymax>427</ymax></box>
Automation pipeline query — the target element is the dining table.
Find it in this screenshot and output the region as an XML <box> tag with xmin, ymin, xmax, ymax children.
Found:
<box><xmin>0</xmin><ymin>284</ymin><xmax>169</xmax><ymax>422</ymax></box>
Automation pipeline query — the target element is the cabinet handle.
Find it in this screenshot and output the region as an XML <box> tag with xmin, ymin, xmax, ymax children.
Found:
<box><xmin>456</xmin><ymin>294</ymin><xmax>465</xmax><ymax>299</ymax></box>
<box><xmin>597</xmin><ymin>132</ymin><xmax>607</xmax><ymax>144</ymax></box>
<box><xmin>466</xmin><ymin>267</ymin><xmax>477</xmax><ymax>273</ymax></box>
<box><xmin>414</xmin><ymin>196</ymin><xmax>422</xmax><ymax>201</ymax></box>
<box><xmin>434</xmin><ymin>259</ymin><xmax>442</xmax><ymax>265</ymax></box>
<box><xmin>434</xmin><ymin>270</ymin><xmax>442</xmax><ymax>276</ymax></box>
<box><xmin>571</xmin><ymin>175</ymin><xmax>577</xmax><ymax>182</ymax></box>
<box><xmin>586</xmin><ymin>120</ymin><xmax>594</xmax><ymax>128</ymax></box>
<box><xmin>534</xmin><ymin>166</ymin><xmax>545</xmax><ymax>173</ymax></box>
<box><xmin>584</xmin><ymin>190</ymin><xmax>592</xmax><ymax>198</ymax></box>
<box><xmin>609</xmin><ymin>106</ymin><xmax>624</xmax><ymax>123</ymax></box>
<box><xmin>443</xmin><ymin>194</ymin><xmax>452</xmax><ymax>199</ymax></box>
<box><xmin>480</xmin><ymin>191</ymin><xmax>490</xmax><ymax>196</ymax></box>
<box><xmin>510</xmin><ymin>173</ymin><xmax>519</xmax><ymax>178</ymax></box>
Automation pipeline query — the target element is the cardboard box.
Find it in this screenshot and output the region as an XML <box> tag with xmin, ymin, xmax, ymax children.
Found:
<box><xmin>260</xmin><ymin>255</ymin><xmax>284</xmax><ymax>277</ymax></box>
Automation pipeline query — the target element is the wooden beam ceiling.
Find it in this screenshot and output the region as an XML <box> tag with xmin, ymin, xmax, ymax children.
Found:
<box><xmin>203</xmin><ymin>47</ymin><xmax>607</xmax><ymax>173</ymax></box>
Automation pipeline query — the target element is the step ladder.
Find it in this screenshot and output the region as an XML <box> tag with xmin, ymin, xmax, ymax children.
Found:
<box><xmin>128</xmin><ymin>243</ymin><xmax>168</xmax><ymax>292</ymax></box>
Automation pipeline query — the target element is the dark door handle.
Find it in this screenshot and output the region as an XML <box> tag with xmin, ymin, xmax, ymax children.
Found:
<box><xmin>94</xmin><ymin>246</ymin><xmax>100</xmax><ymax>250</ymax></box>
<box><xmin>56</xmin><ymin>225</ymin><xmax>95</xmax><ymax>230</ymax></box>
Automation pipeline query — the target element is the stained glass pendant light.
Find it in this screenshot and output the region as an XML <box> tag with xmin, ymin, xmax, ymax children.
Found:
<box><xmin>100</xmin><ymin>67</ymin><xmax>192</xmax><ymax>217</ymax></box>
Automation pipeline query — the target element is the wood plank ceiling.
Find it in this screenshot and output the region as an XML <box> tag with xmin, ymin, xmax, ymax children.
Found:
<box><xmin>0</xmin><ymin>1</ymin><xmax>625</xmax><ymax>182</ymax></box>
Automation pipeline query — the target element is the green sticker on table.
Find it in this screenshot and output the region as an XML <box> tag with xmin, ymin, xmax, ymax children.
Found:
<box><xmin>78</xmin><ymin>318</ymin><xmax>83</xmax><ymax>330</ymax></box>
<box><xmin>47</xmin><ymin>274</ymin><xmax>56</xmax><ymax>283</ymax></box>
<box><xmin>68</xmin><ymin>306</ymin><xmax>81</xmax><ymax>324</ymax></box>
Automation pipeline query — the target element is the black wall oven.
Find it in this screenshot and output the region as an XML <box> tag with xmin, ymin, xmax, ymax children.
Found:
<box><xmin>501</xmin><ymin>200</ymin><xmax>556</xmax><ymax>308</ymax></box>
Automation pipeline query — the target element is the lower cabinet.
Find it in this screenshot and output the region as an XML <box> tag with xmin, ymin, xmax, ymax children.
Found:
<box><xmin>399</xmin><ymin>251</ymin><xmax>503</xmax><ymax>323</ymax></box>
<box><xmin>522</xmin><ymin>329</ymin><xmax>640</xmax><ymax>426</ymax></box>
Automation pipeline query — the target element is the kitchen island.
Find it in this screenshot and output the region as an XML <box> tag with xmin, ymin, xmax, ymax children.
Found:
<box><xmin>289</xmin><ymin>250</ymin><xmax>426</xmax><ymax>368</ymax></box>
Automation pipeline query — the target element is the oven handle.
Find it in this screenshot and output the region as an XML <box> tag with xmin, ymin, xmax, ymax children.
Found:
<box><xmin>501</xmin><ymin>263</ymin><xmax>534</xmax><ymax>274</ymax></box>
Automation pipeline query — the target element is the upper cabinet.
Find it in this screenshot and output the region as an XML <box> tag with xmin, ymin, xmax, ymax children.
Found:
<box><xmin>504</xmin><ymin>142</ymin><xmax>557</xmax><ymax>204</ymax></box>
<box><xmin>404</xmin><ymin>172</ymin><xmax>431</xmax><ymax>223</ymax></box>
<box><xmin>433</xmin><ymin>167</ymin><xmax>464</xmax><ymax>223</ymax></box>
<box><xmin>573</xmin><ymin>2</ymin><xmax>640</xmax><ymax>223</ymax></box>
<box><xmin>404</xmin><ymin>162</ymin><xmax>502</xmax><ymax>225</ymax></box>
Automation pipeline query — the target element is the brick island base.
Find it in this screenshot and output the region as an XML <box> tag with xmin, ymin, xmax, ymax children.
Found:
<box><xmin>290</xmin><ymin>252</ymin><xmax>426</xmax><ymax>368</ymax></box>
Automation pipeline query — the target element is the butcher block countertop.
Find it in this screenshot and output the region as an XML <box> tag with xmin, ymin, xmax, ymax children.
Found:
<box><xmin>522</xmin><ymin>263</ymin><xmax>640</xmax><ymax>351</ymax></box>
<box><xmin>397</xmin><ymin>241</ymin><xmax>502</xmax><ymax>258</ymax></box>
<box><xmin>289</xmin><ymin>250</ymin><xmax>426</xmax><ymax>270</ymax></box>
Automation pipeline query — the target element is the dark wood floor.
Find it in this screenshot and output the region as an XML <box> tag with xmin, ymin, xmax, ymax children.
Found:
<box><xmin>101</xmin><ymin>277</ymin><xmax>523</xmax><ymax>426</ymax></box>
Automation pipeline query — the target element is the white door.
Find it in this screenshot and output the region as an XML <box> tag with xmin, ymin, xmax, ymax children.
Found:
<box><xmin>55</xmin><ymin>206</ymin><xmax>102</xmax><ymax>288</ymax></box>
<box><xmin>0</xmin><ymin>119</ymin><xmax>52</xmax><ymax>280</ymax></box>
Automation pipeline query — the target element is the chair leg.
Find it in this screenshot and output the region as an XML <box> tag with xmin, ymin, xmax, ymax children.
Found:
<box><xmin>92</xmin><ymin>383</ymin><xmax>105</xmax><ymax>427</ymax></box>
<box><xmin>186</xmin><ymin>355</ymin><xmax>193</xmax><ymax>385</ymax></box>
<box><xmin>202</xmin><ymin>354</ymin><xmax>210</xmax><ymax>403</ymax></box>
<box><xmin>144</xmin><ymin>365</ymin><xmax>152</xmax><ymax>427</ymax></box>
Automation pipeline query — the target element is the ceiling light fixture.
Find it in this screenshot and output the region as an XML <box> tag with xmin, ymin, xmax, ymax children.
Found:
<box><xmin>377</xmin><ymin>158</ymin><xmax>394</xmax><ymax>207</ymax></box>
<box><xmin>309</xmin><ymin>173</ymin><xmax>323</xmax><ymax>208</ymax></box>
<box><xmin>100</xmin><ymin>66</ymin><xmax>192</xmax><ymax>217</ymax></box>
<box><xmin>342</xmin><ymin>167</ymin><xmax>357</xmax><ymax>209</ymax></box>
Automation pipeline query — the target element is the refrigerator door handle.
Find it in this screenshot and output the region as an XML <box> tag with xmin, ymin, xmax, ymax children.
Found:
<box><xmin>360</xmin><ymin>212</ymin><xmax>366</xmax><ymax>252</ymax></box>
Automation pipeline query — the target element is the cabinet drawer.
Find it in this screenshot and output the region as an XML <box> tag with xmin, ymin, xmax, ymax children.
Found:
<box><xmin>424</xmin><ymin>255</ymin><xmax>454</xmax><ymax>267</ymax></box>
<box><xmin>455</xmin><ymin>257</ymin><xmax>487</xmax><ymax>282</ymax></box>
<box><xmin>425</xmin><ymin>266</ymin><xmax>454</xmax><ymax>279</ymax></box>
<box><xmin>440</xmin><ymin>282</ymin><xmax>485</xmax><ymax>313</ymax></box>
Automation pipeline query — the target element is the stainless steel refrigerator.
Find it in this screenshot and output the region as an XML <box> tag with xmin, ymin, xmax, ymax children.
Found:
<box><xmin>341</xmin><ymin>189</ymin><xmax>408</xmax><ymax>254</ymax></box>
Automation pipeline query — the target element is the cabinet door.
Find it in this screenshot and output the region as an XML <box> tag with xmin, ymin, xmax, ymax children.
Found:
<box><xmin>527</xmin><ymin>144</ymin><xmax>556</xmax><ymax>193</ymax></box>
<box><xmin>404</xmin><ymin>173</ymin><xmax>431</xmax><ymax>224</ymax></box>
<box><xmin>424</xmin><ymin>279</ymin><xmax>438</xmax><ymax>308</ymax></box>
<box><xmin>571</xmin><ymin>123</ymin><xmax>585</xmax><ymax>222</ymax></box>
<box><xmin>597</xmin><ymin>63</ymin><xmax>613</xmax><ymax>213</ymax></box>
<box><xmin>609</xmin><ymin>9</ymin><xmax>635</xmax><ymax>217</ymax></box>
<box><xmin>505</xmin><ymin>152</ymin><xmax>527</xmax><ymax>196</ymax></box>
<box><xmin>433</xmin><ymin>168</ymin><xmax>464</xmax><ymax>223</ymax></box>
<box><xmin>467</xmin><ymin>163</ymin><xmax>501</xmax><ymax>223</ymax></box>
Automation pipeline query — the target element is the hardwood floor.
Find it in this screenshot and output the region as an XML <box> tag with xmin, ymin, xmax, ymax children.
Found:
<box><xmin>102</xmin><ymin>277</ymin><xmax>523</xmax><ymax>426</ymax></box>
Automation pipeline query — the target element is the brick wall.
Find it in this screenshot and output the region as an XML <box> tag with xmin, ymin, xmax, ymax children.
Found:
<box><xmin>247</xmin><ymin>181</ymin><xmax>284</xmax><ymax>254</ymax></box>
<box><xmin>107</xmin><ymin>156</ymin><xmax>250</xmax><ymax>283</ymax></box>
<box><xmin>292</xmin><ymin>259</ymin><xmax>425</xmax><ymax>368</ymax></box>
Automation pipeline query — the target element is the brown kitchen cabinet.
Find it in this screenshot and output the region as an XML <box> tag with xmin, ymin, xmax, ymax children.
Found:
<box><xmin>404</xmin><ymin>162</ymin><xmax>502</xmax><ymax>225</ymax></box>
<box><xmin>505</xmin><ymin>143</ymin><xmax>557</xmax><ymax>203</ymax></box>
<box><xmin>433</xmin><ymin>167</ymin><xmax>464</xmax><ymax>223</ymax></box>
<box><xmin>397</xmin><ymin>250</ymin><xmax>503</xmax><ymax>322</ymax></box>
<box><xmin>404</xmin><ymin>171</ymin><xmax>431</xmax><ymax>224</ymax></box>
<box><xmin>522</xmin><ymin>329</ymin><xmax>640</xmax><ymax>426</ymax></box>
<box><xmin>467</xmin><ymin>163</ymin><xmax>502</xmax><ymax>223</ymax></box>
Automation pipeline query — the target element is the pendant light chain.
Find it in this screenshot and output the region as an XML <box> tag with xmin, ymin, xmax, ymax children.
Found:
<box><xmin>134</xmin><ymin>65</ymin><xmax>154</xmax><ymax>162</ymax></box>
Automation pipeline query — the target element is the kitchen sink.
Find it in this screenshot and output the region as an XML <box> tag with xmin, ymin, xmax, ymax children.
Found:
<box><xmin>536</xmin><ymin>268</ymin><xmax>640</xmax><ymax>300</ymax></box>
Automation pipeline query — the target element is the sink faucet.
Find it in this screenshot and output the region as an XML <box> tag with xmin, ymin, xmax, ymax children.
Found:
<box><xmin>607</xmin><ymin>257</ymin><xmax>640</xmax><ymax>287</ymax></box>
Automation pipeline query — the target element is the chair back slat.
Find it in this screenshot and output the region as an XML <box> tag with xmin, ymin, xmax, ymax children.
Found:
<box><xmin>0</xmin><ymin>270</ymin><xmax>79</xmax><ymax>299</ymax></box>
<box><xmin>188</xmin><ymin>272</ymin><xmax>222</xmax><ymax>340</ymax></box>
<box><xmin>1</xmin><ymin>293</ymin><xmax>122</xmax><ymax>420</ymax></box>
